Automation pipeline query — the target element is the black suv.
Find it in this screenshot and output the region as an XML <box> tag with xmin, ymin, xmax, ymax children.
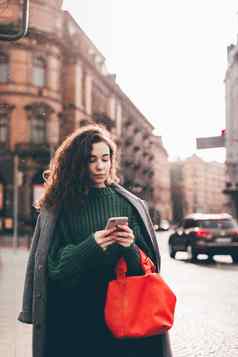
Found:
<box><xmin>168</xmin><ymin>213</ymin><xmax>238</xmax><ymax>262</ymax></box>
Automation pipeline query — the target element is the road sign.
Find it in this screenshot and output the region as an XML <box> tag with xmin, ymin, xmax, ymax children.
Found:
<box><xmin>196</xmin><ymin>136</ymin><xmax>225</xmax><ymax>149</ymax></box>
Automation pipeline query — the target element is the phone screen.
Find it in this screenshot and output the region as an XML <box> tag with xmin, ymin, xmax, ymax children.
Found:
<box><xmin>106</xmin><ymin>217</ymin><xmax>128</xmax><ymax>230</ymax></box>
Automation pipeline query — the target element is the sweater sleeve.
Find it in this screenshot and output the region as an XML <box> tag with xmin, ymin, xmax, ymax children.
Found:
<box><xmin>47</xmin><ymin>216</ymin><xmax>106</xmax><ymax>285</ymax></box>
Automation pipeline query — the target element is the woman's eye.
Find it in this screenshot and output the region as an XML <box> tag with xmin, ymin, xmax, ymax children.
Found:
<box><xmin>89</xmin><ymin>158</ymin><xmax>109</xmax><ymax>163</ymax></box>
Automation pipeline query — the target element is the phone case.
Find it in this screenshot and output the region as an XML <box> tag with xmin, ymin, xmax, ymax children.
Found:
<box><xmin>106</xmin><ymin>217</ymin><xmax>128</xmax><ymax>230</ymax></box>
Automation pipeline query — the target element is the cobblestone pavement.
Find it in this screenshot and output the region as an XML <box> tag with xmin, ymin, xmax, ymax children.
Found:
<box><xmin>1</xmin><ymin>232</ymin><xmax>238</xmax><ymax>357</ymax></box>
<box><xmin>158</xmin><ymin>231</ymin><xmax>238</xmax><ymax>357</ymax></box>
<box><xmin>0</xmin><ymin>247</ymin><xmax>32</xmax><ymax>357</ymax></box>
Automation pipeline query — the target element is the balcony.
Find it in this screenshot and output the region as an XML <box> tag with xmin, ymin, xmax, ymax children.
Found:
<box><xmin>93</xmin><ymin>113</ymin><xmax>115</xmax><ymax>131</ymax></box>
<box><xmin>133</xmin><ymin>162</ymin><xmax>141</xmax><ymax>170</ymax></box>
<box><xmin>123</xmin><ymin>160</ymin><xmax>133</xmax><ymax>167</ymax></box>
<box><xmin>15</xmin><ymin>143</ymin><xmax>51</xmax><ymax>158</ymax></box>
<box><xmin>133</xmin><ymin>127</ymin><xmax>140</xmax><ymax>135</ymax></box>
<box><xmin>124</xmin><ymin>119</ymin><xmax>133</xmax><ymax>128</ymax></box>
<box><xmin>142</xmin><ymin>151</ymin><xmax>149</xmax><ymax>158</ymax></box>
<box><xmin>133</xmin><ymin>145</ymin><xmax>140</xmax><ymax>152</ymax></box>
<box><xmin>124</xmin><ymin>138</ymin><xmax>133</xmax><ymax>147</ymax></box>
<box><xmin>142</xmin><ymin>133</ymin><xmax>150</xmax><ymax>141</ymax></box>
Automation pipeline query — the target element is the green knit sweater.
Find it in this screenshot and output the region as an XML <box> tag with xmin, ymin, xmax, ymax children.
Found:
<box><xmin>47</xmin><ymin>185</ymin><xmax>145</xmax><ymax>287</ymax></box>
<box><xmin>46</xmin><ymin>185</ymin><xmax>152</xmax><ymax>355</ymax></box>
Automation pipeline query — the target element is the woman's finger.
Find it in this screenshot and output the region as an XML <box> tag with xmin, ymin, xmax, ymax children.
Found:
<box><xmin>115</xmin><ymin>237</ymin><xmax>134</xmax><ymax>246</ymax></box>
<box><xmin>117</xmin><ymin>224</ymin><xmax>133</xmax><ymax>234</ymax></box>
<box><xmin>113</xmin><ymin>232</ymin><xmax>134</xmax><ymax>239</ymax></box>
<box><xmin>101</xmin><ymin>240</ymin><xmax>115</xmax><ymax>249</ymax></box>
<box><xmin>115</xmin><ymin>240</ymin><xmax>133</xmax><ymax>247</ymax></box>
<box><xmin>104</xmin><ymin>227</ymin><xmax>117</xmax><ymax>237</ymax></box>
<box><xmin>114</xmin><ymin>231</ymin><xmax>128</xmax><ymax>238</ymax></box>
<box><xmin>100</xmin><ymin>236</ymin><xmax>116</xmax><ymax>244</ymax></box>
<box><xmin>115</xmin><ymin>236</ymin><xmax>134</xmax><ymax>242</ymax></box>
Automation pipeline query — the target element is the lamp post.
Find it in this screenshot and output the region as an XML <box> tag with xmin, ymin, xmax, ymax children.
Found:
<box><xmin>0</xmin><ymin>0</ymin><xmax>30</xmax><ymax>41</ymax></box>
<box><xmin>12</xmin><ymin>154</ymin><xmax>23</xmax><ymax>250</ymax></box>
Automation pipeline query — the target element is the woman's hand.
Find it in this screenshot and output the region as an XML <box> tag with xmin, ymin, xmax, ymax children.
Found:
<box><xmin>112</xmin><ymin>224</ymin><xmax>135</xmax><ymax>247</ymax></box>
<box><xmin>94</xmin><ymin>228</ymin><xmax>117</xmax><ymax>251</ymax></box>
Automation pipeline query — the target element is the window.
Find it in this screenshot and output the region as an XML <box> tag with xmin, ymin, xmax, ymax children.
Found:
<box><xmin>25</xmin><ymin>102</ymin><xmax>53</xmax><ymax>145</ymax></box>
<box><xmin>32</xmin><ymin>57</ymin><xmax>46</xmax><ymax>87</ymax></box>
<box><xmin>183</xmin><ymin>219</ymin><xmax>196</xmax><ymax>229</ymax></box>
<box><xmin>0</xmin><ymin>103</ymin><xmax>14</xmax><ymax>146</ymax></box>
<box><xmin>198</xmin><ymin>219</ymin><xmax>237</xmax><ymax>229</ymax></box>
<box><xmin>0</xmin><ymin>53</ymin><xmax>9</xmax><ymax>83</ymax></box>
<box><xmin>31</xmin><ymin>115</ymin><xmax>46</xmax><ymax>144</ymax></box>
<box><xmin>0</xmin><ymin>115</ymin><xmax>8</xmax><ymax>143</ymax></box>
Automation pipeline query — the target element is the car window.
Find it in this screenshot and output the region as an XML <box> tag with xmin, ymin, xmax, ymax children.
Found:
<box><xmin>183</xmin><ymin>219</ymin><xmax>197</xmax><ymax>229</ymax></box>
<box><xmin>198</xmin><ymin>219</ymin><xmax>237</xmax><ymax>229</ymax></box>
<box><xmin>176</xmin><ymin>220</ymin><xmax>183</xmax><ymax>228</ymax></box>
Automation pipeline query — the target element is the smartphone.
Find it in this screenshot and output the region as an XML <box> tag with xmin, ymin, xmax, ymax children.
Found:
<box><xmin>105</xmin><ymin>217</ymin><xmax>128</xmax><ymax>230</ymax></box>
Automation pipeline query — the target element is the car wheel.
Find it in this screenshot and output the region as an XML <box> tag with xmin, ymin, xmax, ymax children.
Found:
<box><xmin>231</xmin><ymin>254</ymin><xmax>238</xmax><ymax>263</ymax></box>
<box><xmin>186</xmin><ymin>244</ymin><xmax>197</xmax><ymax>262</ymax></box>
<box><xmin>169</xmin><ymin>244</ymin><xmax>176</xmax><ymax>258</ymax></box>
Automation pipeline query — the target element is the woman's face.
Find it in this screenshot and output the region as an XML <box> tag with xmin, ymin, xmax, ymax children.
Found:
<box><xmin>88</xmin><ymin>141</ymin><xmax>111</xmax><ymax>187</ymax></box>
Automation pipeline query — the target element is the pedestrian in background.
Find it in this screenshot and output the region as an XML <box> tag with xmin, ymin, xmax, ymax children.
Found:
<box><xmin>18</xmin><ymin>125</ymin><xmax>173</xmax><ymax>357</ymax></box>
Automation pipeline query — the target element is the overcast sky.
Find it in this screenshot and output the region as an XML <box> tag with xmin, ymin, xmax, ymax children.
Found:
<box><xmin>63</xmin><ymin>1</ymin><xmax>238</xmax><ymax>163</ymax></box>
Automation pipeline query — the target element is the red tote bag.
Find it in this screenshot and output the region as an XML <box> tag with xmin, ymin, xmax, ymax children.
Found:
<box><xmin>104</xmin><ymin>249</ymin><xmax>177</xmax><ymax>339</ymax></box>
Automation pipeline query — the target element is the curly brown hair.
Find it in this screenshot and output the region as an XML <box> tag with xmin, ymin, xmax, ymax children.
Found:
<box><xmin>36</xmin><ymin>125</ymin><xmax>120</xmax><ymax>210</ymax></box>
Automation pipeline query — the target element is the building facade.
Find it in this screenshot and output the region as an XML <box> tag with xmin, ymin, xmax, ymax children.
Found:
<box><xmin>224</xmin><ymin>41</ymin><xmax>238</xmax><ymax>217</ymax></box>
<box><xmin>0</xmin><ymin>0</ymin><xmax>170</xmax><ymax>233</ymax></box>
<box><xmin>170</xmin><ymin>155</ymin><xmax>228</xmax><ymax>222</ymax></box>
<box><xmin>150</xmin><ymin>135</ymin><xmax>172</xmax><ymax>221</ymax></box>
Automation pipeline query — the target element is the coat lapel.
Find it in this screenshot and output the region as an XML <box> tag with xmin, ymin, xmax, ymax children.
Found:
<box><xmin>112</xmin><ymin>183</ymin><xmax>161</xmax><ymax>270</ymax></box>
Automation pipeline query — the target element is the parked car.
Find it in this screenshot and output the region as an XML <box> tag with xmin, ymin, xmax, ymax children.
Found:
<box><xmin>168</xmin><ymin>213</ymin><xmax>238</xmax><ymax>263</ymax></box>
<box><xmin>158</xmin><ymin>219</ymin><xmax>170</xmax><ymax>231</ymax></box>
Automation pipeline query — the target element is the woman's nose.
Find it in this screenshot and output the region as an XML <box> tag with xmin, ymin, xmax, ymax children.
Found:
<box><xmin>96</xmin><ymin>160</ymin><xmax>104</xmax><ymax>169</ymax></box>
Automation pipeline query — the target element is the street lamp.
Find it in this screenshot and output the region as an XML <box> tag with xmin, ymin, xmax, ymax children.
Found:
<box><xmin>0</xmin><ymin>0</ymin><xmax>29</xmax><ymax>41</ymax></box>
<box><xmin>13</xmin><ymin>154</ymin><xmax>23</xmax><ymax>249</ymax></box>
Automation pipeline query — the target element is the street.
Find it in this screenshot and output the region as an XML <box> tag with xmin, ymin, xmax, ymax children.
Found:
<box><xmin>0</xmin><ymin>231</ymin><xmax>238</xmax><ymax>357</ymax></box>
<box><xmin>159</xmin><ymin>230</ymin><xmax>238</xmax><ymax>357</ymax></box>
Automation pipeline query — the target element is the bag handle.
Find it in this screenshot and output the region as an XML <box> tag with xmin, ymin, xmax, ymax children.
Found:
<box><xmin>116</xmin><ymin>249</ymin><xmax>156</xmax><ymax>279</ymax></box>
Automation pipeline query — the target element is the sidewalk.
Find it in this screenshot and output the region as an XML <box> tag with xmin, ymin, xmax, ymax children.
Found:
<box><xmin>0</xmin><ymin>247</ymin><xmax>32</xmax><ymax>357</ymax></box>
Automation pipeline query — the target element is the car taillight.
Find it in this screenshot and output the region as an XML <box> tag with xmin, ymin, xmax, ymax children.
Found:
<box><xmin>230</xmin><ymin>228</ymin><xmax>238</xmax><ymax>236</ymax></box>
<box><xmin>195</xmin><ymin>229</ymin><xmax>212</xmax><ymax>238</ymax></box>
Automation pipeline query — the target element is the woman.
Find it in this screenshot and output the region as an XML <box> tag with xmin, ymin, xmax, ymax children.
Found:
<box><xmin>18</xmin><ymin>125</ymin><xmax>173</xmax><ymax>357</ymax></box>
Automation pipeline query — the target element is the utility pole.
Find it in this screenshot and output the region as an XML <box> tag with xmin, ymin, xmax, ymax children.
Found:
<box><xmin>13</xmin><ymin>155</ymin><xmax>19</xmax><ymax>249</ymax></box>
<box><xmin>12</xmin><ymin>155</ymin><xmax>22</xmax><ymax>250</ymax></box>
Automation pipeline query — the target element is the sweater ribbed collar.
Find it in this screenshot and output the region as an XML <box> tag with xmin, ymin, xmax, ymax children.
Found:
<box><xmin>88</xmin><ymin>185</ymin><xmax>115</xmax><ymax>197</ymax></box>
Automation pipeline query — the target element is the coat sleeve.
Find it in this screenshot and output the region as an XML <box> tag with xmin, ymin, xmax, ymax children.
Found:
<box><xmin>18</xmin><ymin>214</ymin><xmax>41</xmax><ymax>324</ymax></box>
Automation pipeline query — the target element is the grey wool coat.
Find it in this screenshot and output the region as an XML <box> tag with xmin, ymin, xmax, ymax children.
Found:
<box><xmin>18</xmin><ymin>183</ymin><xmax>173</xmax><ymax>357</ymax></box>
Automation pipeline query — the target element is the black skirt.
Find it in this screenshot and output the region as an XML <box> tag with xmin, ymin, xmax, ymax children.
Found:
<box><xmin>45</xmin><ymin>271</ymin><xmax>163</xmax><ymax>357</ymax></box>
